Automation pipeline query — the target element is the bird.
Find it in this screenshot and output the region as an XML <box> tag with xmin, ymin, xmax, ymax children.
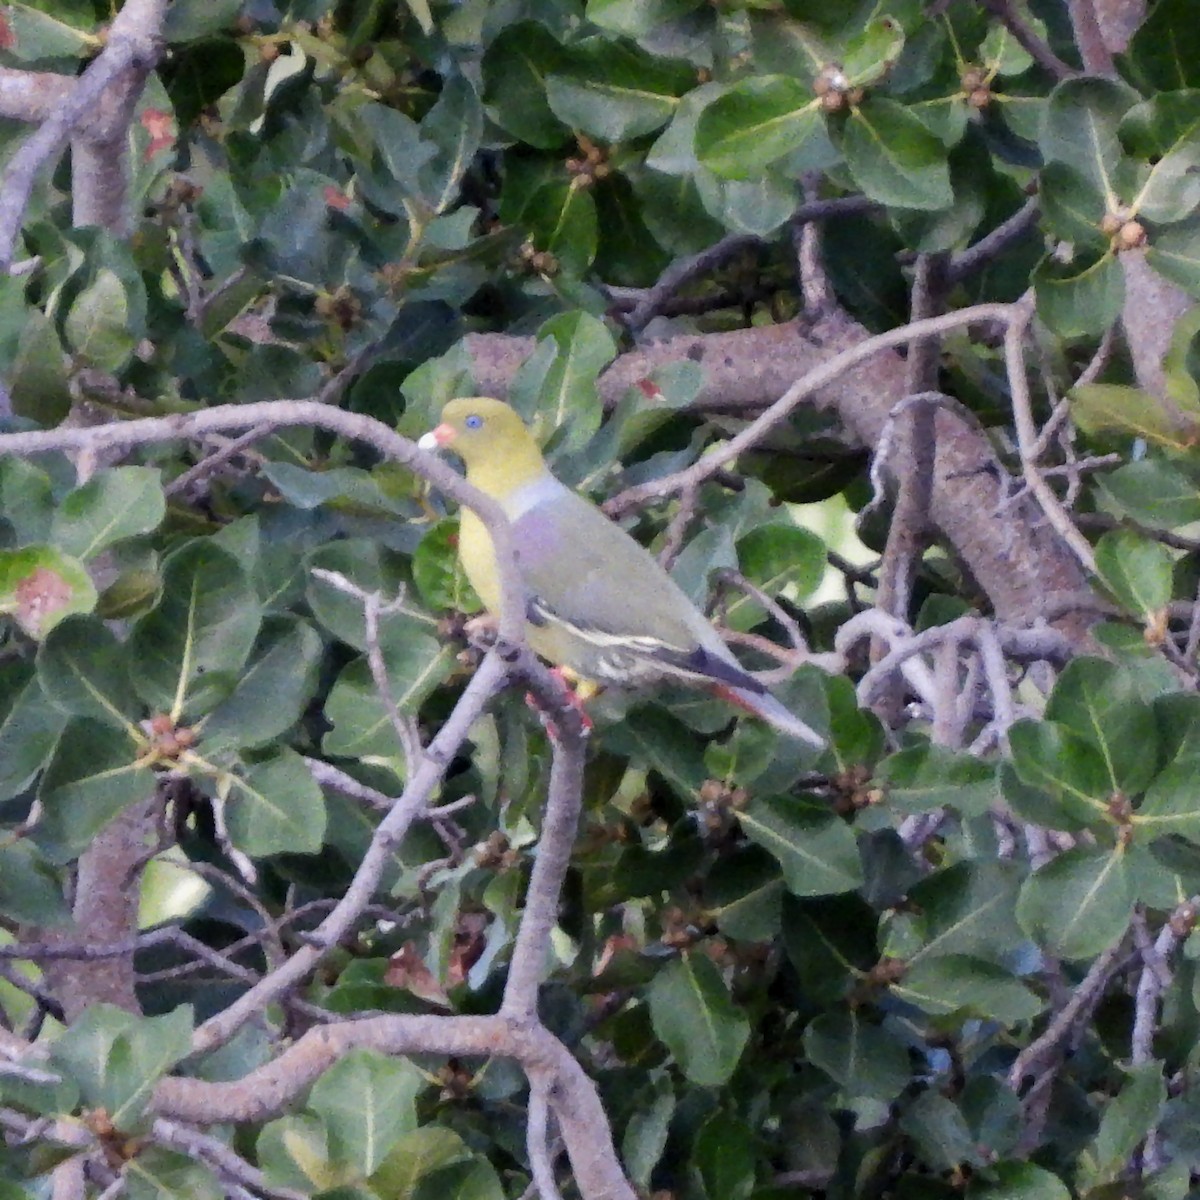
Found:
<box><xmin>417</xmin><ymin>397</ymin><xmax>825</xmax><ymax>747</ymax></box>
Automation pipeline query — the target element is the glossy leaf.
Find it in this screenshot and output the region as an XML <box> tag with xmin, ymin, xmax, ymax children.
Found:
<box><xmin>200</xmin><ymin>617</ymin><xmax>324</xmax><ymax>751</ymax></box>
<box><xmin>1045</xmin><ymin>657</ymin><xmax>1159</xmax><ymax>795</ymax></box>
<box><xmin>802</xmin><ymin>1009</ymin><xmax>910</xmax><ymax>1101</ymax></box>
<box><xmin>308</xmin><ymin>1049</ymin><xmax>423</xmax><ymax>1175</ymax></box>
<box><xmin>738</xmin><ymin>795</ymin><xmax>863</xmax><ymax>896</ymax></box>
<box><xmin>37</xmin><ymin>616</ymin><xmax>139</xmax><ymax>729</ymax></box>
<box><xmin>50</xmin><ymin>467</ymin><xmax>165</xmax><ymax>560</ymax></box>
<box><xmin>37</xmin><ymin>718</ymin><xmax>155</xmax><ymax>861</ymax></box>
<box><xmin>694</xmin><ymin>77</ymin><xmax>822</xmax><ymax>180</ymax></box>
<box><xmin>648</xmin><ymin>953</ymin><xmax>750</xmax><ymax>1086</ymax></box>
<box><xmin>1093</xmin><ymin>529</ymin><xmax>1174</xmax><ymax>619</ymax></box>
<box><xmin>878</xmin><ymin>744</ymin><xmax>997</xmax><ymax>817</ymax></box>
<box><xmin>1016</xmin><ymin>845</ymin><xmax>1135</xmax><ymax>960</ymax></box>
<box><xmin>224</xmin><ymin>748</ymin><xmax>326</xmax><ymax>857</ymax></box>
<box><xmin>128</xmin><ymin>541</ymin><xmax>260</xmax><ymax>717</ymax></box>
<box><xmin>841</xmin><ymin>98</ymin><xmax>954</xmax><ymax>210</ymax></box>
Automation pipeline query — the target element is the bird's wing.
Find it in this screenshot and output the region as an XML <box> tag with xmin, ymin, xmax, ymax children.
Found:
<box><xmin>511</xmin><ymin>490</ymin><xmax>763</xmax><ymax>690</ymax></box>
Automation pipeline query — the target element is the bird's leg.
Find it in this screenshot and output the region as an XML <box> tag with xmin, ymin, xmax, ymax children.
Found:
<box><xmin>525</xmin><ymin>667</ymin><xmax>595</xmax><ymax>741</ymax></box>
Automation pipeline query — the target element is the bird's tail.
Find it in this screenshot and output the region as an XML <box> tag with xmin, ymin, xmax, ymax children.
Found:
<box><xmin>713</xmin><ymin>684</ymin><xmax>826</xmax><ymax>748</ymax></box>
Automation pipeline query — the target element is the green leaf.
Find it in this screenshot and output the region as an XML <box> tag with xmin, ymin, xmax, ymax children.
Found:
<box><xmin>200</xmin><ymin>617</ymin><xmax>323</xmax><ymax>751</ymax></box>
<box><xmin>1086</xmin><ymin>1062</ymin><xmax>1167</xmax><ymax>1187</ymax></box>
<box><xmin>966</xmin><ymin>1162</ymin><xmax>1071</xmax><ymax>1200</ymax></box>
<box><xmin>693</xmin><ymin>1113</ymin><xmax>756</xmax><ymax>1200</ymax></box>
<box><xmin>878</xmin><ymin>744</ymin><xmax>998</xmax><ymax>817</ymax></box>
<box><xmin>841</xmin><ymin>16</ymin><xmax>906</xmax><ymax>86</ymax></box>
<box><xmin>1040</xmin><ymin>77</ymin><xmax>1140</xmax><ymax>199</ymax></box>
<box><xmin>696</xmin><ymin>169</ymin><xmax>798</xmax><ymax>236</ymax></box>
<box><xmin>0</xmin><ymin>546</ymin><xmax>97</xmax><ymax>639</ymax></box>
<box><xmin>1016</xmin><ymin>845</ymin><xmax>1135</xmax><ymax>960</ymax></box>
<box><xmin>37</xmin><ymin>615</ymin><xmax>138</xmax><ymax>728</ymax></box>
<box><xmin>514</xmin><ymin>310</ymin><xmax>615</xmax><ymax>451</ymax></box>
<box><xmin>419</xmin><ymin>75</ymin><xmax>483</xmax><ymax>215</ymax></box>
<box><xmin>51</xmin><ymin>1004</ymin><xmax>192</xmax><ymax>1132</ymax></box>
<box><xmin>50</xmin><ymin>467</ymin><xmax>165</xmax><ymax>560</ymax></box>
<box><xmin>1071</xmin><ymin>382</ymin><xmax>1200</xmax><ymax>449</ymax></box>
<box><xmin>1038</xmin><ymin>162</ymin><xmax>1108</xmax><ymax>248</ymax></box>
<box><xmin>841</xmin><ymin>98</ymin><xmax>954</xmax><ymax>210</ymax></box>
<box><xmin>8</xmin><ymin>308</ymin><xmax>71</xmax><ymax>425</ymax></box>
<box><xmin>1098</xmin><ymin>457</ymin><xmax>1200</xmax><ymax>527</ymax></box>
<box><xmin>308</xmin><ymin>1049</ymin><xmax>423</xmax><ymax>1176</ymax></box>
<box><xmin>481</xmin><ymin>22</ymin><xmax>570</xmax><ymax>149</ymax></box>
<box><xmin>893</xmin><ymin>955</ymin><xmax>1044</xmax><ymax>1024</ymax></box>
<box><xmin>694</xmin><ymin>76</ymin><xmax>822</xmax><ymax>180</ymax></box>
<box><xmin>37</xmin><ymin>717</ymin><xmax>155</xmax><ymax>861</ymax></box>
<box><xmin>1125</xmin><ymin>0</ymin><xmax>1200</xmax><ymax>92</ymax></box>
<box><xmin>128</xmin><ymin>541</ymin><xmax>261</xmax><ymax>717</ymax></box>
<box><xmin>1008</xmin><ymin>720</ymin><xmax>1112</xmax><ymax>820</ymax></box>
<box><xmin>1093</xmin><ymin>529</ymin><xmax>1175</xmax><ymax>619</ymax></box>
<box><xmin>621</xmin><ymin>1078</ymin><xmax>674</xmax><ymax>1189</ymax></box>
<box><xmin>369</xmin><ymin>1126</ymin><xmax>476</xmax><ymax>1198</ymax></box>
<box><xmin>1136</xmin><ymin>762</ymin><xmax>1200</xmax><ymax>842</ymax></box>
<box><xmin>605</xmin><ymin>707</ymin><xmax>708</xmax><ymax>799</ymax></box>
<box><xmin>648</xmin><ymin>953</ymin><xmax>750</xmax><ymax>1086</ymax></box>
<box><xmin>906</xmin><ymin>862</ymin><xmax>1022</xmax><ymax>965</ymax></box>
<box><xmin>63</xmin><ymin>269</ymin><xmax>136</xmax><ymax>371</ymax></box>
<box><xmin>802</xmin><ymin>1009</ymin><xmax>910</xmax><ymax>1101</ymax></box>
<box><xmin>520</xmin><ymin>178</ymin><xmax>598</xmax><ymax>277</ymax></box>
<box><xmin>782</xmin><ymin>893</ymin><xmax>878</xmax><ymax>1003</ymax></box>
<box><xmin>356</xmin><ymin>102</ymin><xmax>436</xmax><ymax>206</ymax></box>
<box><xmin>224</xmin><ymin>748</ymin><xmax>326</xmax><ymax>857</ymax></box>
<box><xmin>1033</xmin><ymin>248</ymin><xmax>1124</xmax><ymax>339</ymax></box>
<box><xmin>0</xmin><ymin>673</ymin><xmax>67</xmax><ymax>801</ymax></box>
<box><xmin>545</xmin><ymin>41</ymin><xmax>691</xmax><ymax>142</ymax></box>
<box><xmin>704</xmin><ymin>846</ymin><xmax>784</xmax><ymax>941</ymax></box>
<box><xmin>0</xmin><ymin>841</ymin><xmax>68</xmax><ymax>925</ymax></box>
<box><xmin>1046</xmin><ymin>658</ymin><xmax>1159</xmax><ymax>795</ymax></box>
<box><xmin>1147</xmin><ymin>220</ymin><xmax>1200</xmax><ymax>298</ymax></box>
<box><xmin>3</xmin><ymin>4</ymin><xmax>91</xmax><ymax>61</ymax></box>
<box><xmin>322</xmin><ymin>639</ymin><xmax>456</xmax><ymax>762</ymax></box>
<box><xmin>124</xmin><ymin>1147</ymin><xmax>223</xmax><ymax>1200</ymax></box>
<box><xmin>729</xmin><ymin>523</ymin><xmax>826</xmax><ymax>628</ymax></box>
<box><xmin>900</xmin><ymin>1090</ymin><xmax>981</xmax><ymax>1171</ymax></box>
<box><xmin>1120</xmin><ymin>92</ymin><xmax>1200</xmax><ymax>223</ymax></box>
<box><xmin>411</xmin><ymin>519</ymin><xmax>478</xmax><ymax>613</ymax></box>
<box><xmin>738</xmin><ymin>795</ymin><xmax>863</xmax><ymax>895</ymax></box>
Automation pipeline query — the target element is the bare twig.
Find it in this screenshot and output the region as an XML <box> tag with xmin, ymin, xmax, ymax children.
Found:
<box><xmin>946</xmin><ymin>199</ymin><xmax>1040</xmax><ymax>284</ymax></box>
<box><xmin>1004</xmin><ymin>293</ymin><xmax>1097</xmax><ymax>572</ymax></box>
<box><xmin>527</xmin><ymin>1080</ymin><xmax>566</xmax><ymax>1200</ymax></box>
<box><xmin>1067</xmin><ymin>0</ymin><xmax>1116</xmax><ymax>74</ymax></box>
<box><xmin>1008</xmin><ymin>925</ymin><xmax>1132</xmax><ymax>1090</ymax></box>
<box><xmin>501</xmin><ymin>663</ymin><xmax>589</xmax><ymax>1021</ymax></box>
<box><xmin>0</xmin><ymin>0</ymin><xmax>168</xmax><ymax>270</ymax></box>
<box><xmin>981</xmin><ymin>0</ymin><xmax>1079</xmax><ymax>78</ymax></box>
<box><xmin>604</xmin><ymin>302</ymin><xmax>1015</xmax><ymax>520</ymax></box>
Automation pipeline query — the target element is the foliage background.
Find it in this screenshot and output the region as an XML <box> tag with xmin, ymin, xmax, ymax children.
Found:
<box><xmin>0</xmin><ymin>0</ymin><xmax>1199</xmax><ymax>1198</ymax></box>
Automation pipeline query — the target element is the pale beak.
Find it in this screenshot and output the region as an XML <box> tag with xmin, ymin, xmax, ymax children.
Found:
<box><xmin>417</xmin><ymin>422</ymin><xmax>456</xmax><ymax>451</ymax></box>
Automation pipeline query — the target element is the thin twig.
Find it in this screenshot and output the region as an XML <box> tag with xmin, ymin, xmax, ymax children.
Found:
<box><xmin>1004</xmin><ymin>293</ymin><xmax>1097</xmax><ymax>572</ymax></box>
<box><xmin>527</xmin><ymin>1081</ymin><xmax>566</xmax><ymax>1200</ymax></box>
<box><xmin>981</xmin><ymin>0</ymin><xmax>1079</xmax><ymax>79</ymax></box>
<box><xmin>501</xmin><ymin>663</ymin><xmax>588</xmax><ymax>1020</ymax></box>
<box><xmin>604</xmin><ymin>302</ymin><xmax>1016</xmax><ymax>520</ymax></box>
<box><xmin>1008</xmin><ymin>925</ymin><xmax>1132</xmax><ymax>1090</ymax></box>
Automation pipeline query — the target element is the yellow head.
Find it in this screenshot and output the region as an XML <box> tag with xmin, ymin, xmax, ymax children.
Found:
<box><xmin>418</xmin><ymin>397</ymin><xmax>546</xmax><ymax>494</ymax></box>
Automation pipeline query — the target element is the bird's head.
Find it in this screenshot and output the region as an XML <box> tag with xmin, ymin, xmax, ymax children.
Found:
<box><xmin>418</xmin><ymin>397</ymin><xmax>542</xmax><ymax>477</ymax></box>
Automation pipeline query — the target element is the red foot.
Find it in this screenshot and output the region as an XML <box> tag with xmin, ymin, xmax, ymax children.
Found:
<box><xmin>524</xmin><ymin>668</ymin><xmax>594</xmax><ymax>741</ymax></box>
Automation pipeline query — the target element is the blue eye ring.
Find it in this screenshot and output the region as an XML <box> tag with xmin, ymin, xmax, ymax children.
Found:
<box><xmin>464</xmin><ymin>414</ymin><xmax>483</xmax><ymax>429</ymax></box>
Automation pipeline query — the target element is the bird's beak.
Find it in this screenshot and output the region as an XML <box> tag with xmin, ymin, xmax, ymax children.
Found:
<box><xmin>417</xmin><ymin>423</ymin><xmax>456</xmax><ymax>451</ymax></box>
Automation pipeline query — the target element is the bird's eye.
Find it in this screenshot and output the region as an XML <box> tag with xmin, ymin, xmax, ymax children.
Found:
<box><xmin>465</xmin><ymin>414</ymin><xmax>483</xmax><ymax>429</ymax></box>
